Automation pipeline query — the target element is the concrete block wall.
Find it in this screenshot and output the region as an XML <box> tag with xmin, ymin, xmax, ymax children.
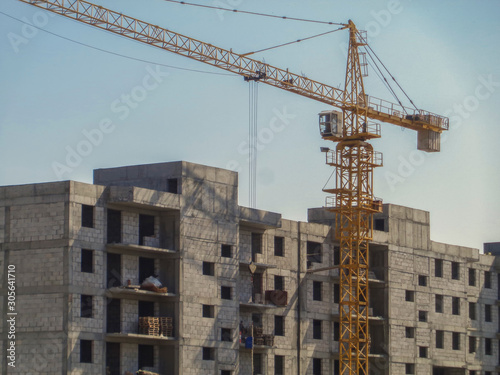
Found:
<box><xmin>10</xmin><ymin>332</ymin><xmax>65</xmax><ymax>375</ymax></box>
<box><xmin>68</xmin><ymin>337</ymin><xmax>104</xmax><ymax>374</ymax></box>
<box><xmin>121</xmin><ymin>343</ymin><xmax>138</xmax><ymax>373</ymax></box>
<box><xmin>70</xmin><ymin>293</ymin><xmax>104</xmax><ymax>332</ymax></box>
<box><xmin>122</xmin><ymin>299</ymin><xmax>138</xmax><ymax>334</ymax></box>
<box><xmin>16</xmin><ymin>294</ymin><xmax>64</xmax><ymax>332</ymax></box>
<box><xmin>10</xmin><ymin>247</ymin><xmax>64</xmax><ymax>287</ymax></box>
<box><xmin>71</xmin><ymin>246</ymin><xmax>104</xmax><ymax>288</ymax></box>
<box><xmin>9</xmin><ymin>201</ymin><xmax>66</xmax><ymax>242</ymax></box>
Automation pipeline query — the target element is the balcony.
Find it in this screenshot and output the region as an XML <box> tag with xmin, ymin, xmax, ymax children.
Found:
<box><xmin>107</xmin><ymin>316</ymin><xmax>176</xmax><ymax>346</ymax></box>
<box><xmin>107</xmin><ymin>185</ymin><xmax>180</xmax><ymax>211</ymax></box>
<box><xmin>106</xmin><ymin>332</ymin><xmax>177</xmax><ymax>346</ymax></box>
<box><xmin>107</xmin><ymin>243</ymin><xmax>178</xmax><ymax>258</ymax></box>
<box><xmin>239</xmin><ymin>325</ymin><xmax>275</xmax><ymax>350</ymax></box>
<box><xmin>106</xmin><ymin>286</ymin><xmax>176</xmax><ymax>302</ymax></box>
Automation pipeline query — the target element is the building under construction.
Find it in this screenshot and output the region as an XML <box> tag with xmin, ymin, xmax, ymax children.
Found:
<box><xmin>0</xmin><ymin>161</ymin><xmax>498</xmax><ymax>375</ymax></box>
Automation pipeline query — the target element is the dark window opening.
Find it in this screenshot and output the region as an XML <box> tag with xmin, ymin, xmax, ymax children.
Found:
<box><xmin>106</xmin><ymin>298</ymin><xmax>121</xmax><ymax>333</ymax></box>
<box><xmin>486</xmin><ymin>304</ymin><xmax>492</xmax><ymax>322</ymax></box>
<box><xmin>418</xmin><ymin>275</ymin><xmax>427</xmax><ymax>286</ymax></box>
<box><xmin>139</xmin><ymin>214</ymin><xmax>155</xmax><ymax>246</ymax></box>
<box><xmin>436</xmin><ymin>330</ymin><xmax>444</xmax><ymax>348</ymax></box>
<box><xmin>221</xmin><ymin>286</ymin><xmax>231</xmax><ymax>300</ymax></box>
<box><xmin>313</xmin><ymin>358</ymin><xmax>322</xmax><ymax>375</ymax></box>
<box><xmin>498</xmin><ymin>274</ymin><xmax>500</xmax><ymax>299</ymax></box>
<box><xmin>374</xmin><ymin>218</ymin><xmax>385</xmax><ymax>231</ymax></box>
<box><xmin>313</xmin><ymin>281</ymin><xmax>322</xmax><ymax>301</ymax></box>
<box><xmin>405</xmin><ymin>364</ymin><xmax>414</xmax><ymax>374</ymax></box>
<box><xmin>251</xmin><ymin>233</ymin><xmax>262</xmax><ymax>262</ymax></box>
<box><xmin>81</xmin><ymin>205</ymin><xmax>94</xmax><ymax>228</ymax></box>
<box><xmin>81</xmin><ymin>295</ymin><xmax>93</xmax><ymax>318</ymax></box>
<box><xmin>167</xmin><ymin>178</ymin><xmax>178</xmax><ymax>194</ymax></box>
<box><xmin>405</xmin><ymin>290</ymin><xmax>415</xmax><ymax>302</ymax></box>
<box><xmin>106</xmin><ymin>342</ymin><xmax>120</xmax><ymax>375</ymax></box>
<box><xmin>252</xmin><ymin>313</ymin><xmax>262</xmax><ymax>327</ymax></box>
<box><xmin>107</xmin><ymin>253</ymin><xmax>122</xmax><ymax>288</ymax></box>
<box><xmin>203</xmin><ymin>261</ymin><xmax>215</xmax><ymax>276</ymax></box>
<box><xmin>275</xmin><ymin>315</ymin><xmax>284</xmax><ymax>336</ymax></box>
<box><xmin>252</xmin><ymin>273</ymin><xmax>262</xmax><ymax>303</ymax></box>
<box><xmin>221</xmin><ymin>328</ymin><xmax>232</xmax><ymax>342</ymax></box>
<box><xmin>418</xmin><ymin>310</ymin><xmax>427</xmax><ymax>322</ymax></box>
<box><xmin>435</xmin><ymin>259</ymin><xmax>443</xmax><ymax>277</ymax></box>
<box><xmin>485</xmin><ymin>338</ymin><xmax>492</xmax><ymax>355</ymax></box>
<box><xmin>334</xmin><ymin>360</ymin><xmax>340</xmax><ymax>375</ymax></box>
<box><xmin>485</xmin><ymin>271</ymin><xmax>492</xmax><ymax>289</ymax></box>
<box><xmin>452</xmin><ymin>262</ymin><xmax>460</xmax><ymax>280</ymax></box>
<box><xmin>274</xmin><ymin>236</ymin><xmax>284</xmax><ymax>257</ymax></box>
<box><xmin>202</xmin><ymin>347</ymin><xmax>214</xmax><ymax>361</ymax></box>
<box><xmin>274</xmin><ymin>275</ymin><xmax>284</xmax><ymax>291</ymax></box>
<box><xmin>334</xmin><ymin>283</ymin><xmax>340</xmax><ymax>304</ymax></box>
<box><xmin>435</xmin><ymin>294</ymin><xmax>443</xmax><ymax>313</ymax></box>
<box><xmin>107</xmin><ymin>209</ymin><xmax>121</xmax><ymax>244</ymax></box>
<box><xmin>313</xmin><ymin>320</ymin><xmax>322</xmax><ymax>340</ymax></box>
<box><xmin>253</xmin><ymin>353</ymin><xmax>262</xmax><ymax>375</ymax></box>
<box><xmin>81</xmin><ymin>249</ymin><xmax>93</xmax><ymax>273</ymax></box>
<box><xmin>469</xmin><ymin>302</ymin><xmax>477</xmax><ymax>320</ymax></box>
<box><xmin>221</xmin><ymin>244</ymin><xmax>232</xmax><ymax>258</ymax></box>
<box><xmin>452</xmin><ymin>332</ymin><xmax>460</xmax><ymax>350</ymax></box>
<box><xmin>333</xmin><ymin>246</ymin><xmax>340</xmax><ymax>266</ymax></box>
<box><xmin>468</xmin><ymin>268</ymin><xmax>476</xmax><ymax>286</ymax></box>
<box><xmin>275</xmin><ymin>355</ymin><xmax>284</xmax><ymax>375</ymax></box>
<box><xmin>139</xmin><ymin>257</ymin><xmax>155</xmax><ymax>284</ymax></box>
<box><xmin>469</xmin><ymin>336</ymin><xmax>476</xmax><ymax>353</ymax></box>
<box><xmin>419</xmin><ymin>346</ymin><xmax>428</xmax><ymax>358</ymax></box>
<box><xmin>307</xmin><ymin>241</ymin><xmax>322</xmax><ymax>265</ymax></box>
<box><xmin>334</xmin><ymin>321</ymin><xmax>339</xmax><ymax>341</ymax></box>
<box><xmin>80</xmin><ymin>340</ymin><xmax>92</xmax><ymax>363</ymax></box>
<box><xmin>139</xmin><ymin>301</ymin><xmax>155</xmax><ymax>318</ymax></box>
<box><xmin>452</xmin><ymin>297</ymin><xmax>460</xmax><ymax>315</ymax></box>
<box><xmin>202</xmin><ymin>305</ymin><xmax>214</xmax><ymax>318</ymax></box>
<box><xmin>221</xmin><ymin>371</ymin><xmax>231</xmax><ymax>375</ymax></box>
<box><xmin>138</xmin><ymin>345</ymin><xmax>154</xmax><ymax>368</ymax></box>
<box><xmin>406</xmin><ymin>327</ymin><xmax>415</xmax><ymax>338</ymax></box>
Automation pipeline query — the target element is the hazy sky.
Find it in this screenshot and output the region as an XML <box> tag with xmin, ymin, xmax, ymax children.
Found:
<box><xmin>1</xmin><ymin>0</ymin><xmax>499</xmax><ymax>251</ymax></box>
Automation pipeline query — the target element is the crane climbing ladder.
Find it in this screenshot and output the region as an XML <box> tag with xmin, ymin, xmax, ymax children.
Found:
<box><xmin>15</xmin><ymin>1</ymin><xmax>449</xmax><ymax>373</ymax></box>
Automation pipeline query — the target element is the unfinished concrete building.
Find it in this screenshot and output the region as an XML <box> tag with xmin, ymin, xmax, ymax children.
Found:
<box><xmin>0</xmin><ymin>161</ymin><xmax>498</xmax><ymax>375</ymax></box>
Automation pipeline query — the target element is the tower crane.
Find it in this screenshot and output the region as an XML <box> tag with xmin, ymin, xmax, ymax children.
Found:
<box><xmin>16</xmin><ymin>1</ymin><xmax>449</xmax><ymax>373</ymax></box>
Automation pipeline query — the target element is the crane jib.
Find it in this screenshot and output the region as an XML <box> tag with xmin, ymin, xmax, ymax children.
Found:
<box><xmin>18</xmin><ymin>0</ymin><xmax>448</xmax><ymax>135</ymax></box>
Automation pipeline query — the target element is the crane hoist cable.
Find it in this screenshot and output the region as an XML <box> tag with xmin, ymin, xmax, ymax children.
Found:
<box><xmin>248</xmin><ymin>81</ymin><xmax>259</xmax><ymax>208</ymax></box>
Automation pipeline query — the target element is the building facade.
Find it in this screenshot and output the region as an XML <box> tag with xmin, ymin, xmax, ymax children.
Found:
<box><xmin>0</xmin><ymin>161</ymin><xmax>498</xmax><ymax>375</ymax></box>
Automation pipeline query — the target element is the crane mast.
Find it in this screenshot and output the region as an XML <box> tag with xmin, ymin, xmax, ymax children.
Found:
<box><xmin>324</xmin><ymin>21</ymin><xmax>380</xmax><ymax>374</ymax></box>
<box><xmin>16</xmin><ymin>1</ymin><xmax>449</xmax><ymax>374</ymax></box>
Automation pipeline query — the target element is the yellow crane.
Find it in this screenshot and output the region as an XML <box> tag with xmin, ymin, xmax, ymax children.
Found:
<box><xmin>17</xmin><ymin>1</ymin><xmax>448</xmax><ymax>373</ymax></box>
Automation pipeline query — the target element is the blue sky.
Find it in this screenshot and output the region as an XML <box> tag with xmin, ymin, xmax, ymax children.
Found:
<box><xmin>1</xmin><ymin>0</ymin><xmax>499</xmax><ymax>251</ymax></box>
